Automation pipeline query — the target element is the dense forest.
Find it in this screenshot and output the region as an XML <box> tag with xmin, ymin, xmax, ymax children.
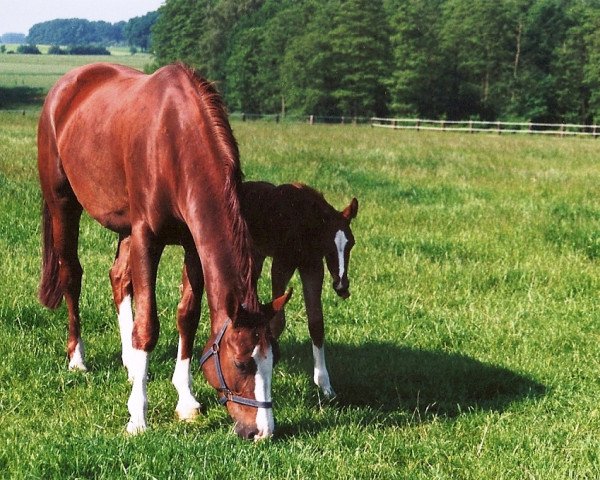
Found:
<box><xmin>151</xmin><ymin>0</ymin><xmax>600</xmax><ymax>124</ymax></box>
<box><xmin>24</xmin><ymin>13</ymin><xmax>158</xmax><ymax>51</ymax></box>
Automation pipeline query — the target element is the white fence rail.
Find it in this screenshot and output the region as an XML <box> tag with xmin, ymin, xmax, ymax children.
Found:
<box><xmin>6</xmin><ymin>108</ymin><xmax>596</xmax><ymax>137</ymax></box>
<box><xmin>371</xmin><ymin>117</ymin><xmax>600</xmax><ymax>137</ymax></box>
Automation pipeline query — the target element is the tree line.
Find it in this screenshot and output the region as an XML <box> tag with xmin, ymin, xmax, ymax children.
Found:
<box><xmin>150</xmin><ymin>0</ymin><xmax>600</xmax><ymax>124</ymax></box>
<box><xmin>24</xmin><ymin>13</ymin><xmax>157</xmax><ymax>52</ymax></box>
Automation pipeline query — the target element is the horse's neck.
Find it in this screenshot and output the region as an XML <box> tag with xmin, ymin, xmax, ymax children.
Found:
<box><xmin>183</xmin><ymin>187</ymin><xmax>256</xmax><ymax>319</ymax></box>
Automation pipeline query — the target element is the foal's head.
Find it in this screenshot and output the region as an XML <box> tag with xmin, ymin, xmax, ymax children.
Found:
<box><xmin>324</xmin><ymin>198</ymin><xmax>359</xmax><ymax>299</ymax></box>
<box><xmin>200</xmin><ymin>291</ymin><xmax>291</xmax><ymax>440</ymax></box>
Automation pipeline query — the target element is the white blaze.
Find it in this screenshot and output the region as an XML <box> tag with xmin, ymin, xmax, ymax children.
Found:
<box><xmin>252</xmin><ymin>344</ymin><xmax>274</xmax><ymax>440</ymax></box>
<box><xmin>334</xmin><ymin>230</ymin><xmax>348</xmax><ymax>281</ymax></box>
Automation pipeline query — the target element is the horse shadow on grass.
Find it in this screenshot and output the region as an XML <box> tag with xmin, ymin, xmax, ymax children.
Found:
<box><xmin>101</xmin><ymin>334</ymin><xmax>546</xmax><ymax>437</ymax></box>
<box><xmin>274</xmin><ymin>339</ymin><xmax>546</xmax><ymax>436</ymax></box>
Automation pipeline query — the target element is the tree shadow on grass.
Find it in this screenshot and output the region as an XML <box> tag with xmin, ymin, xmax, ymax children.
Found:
<box><xmin>0</xmin><ymin>86</ymin><xmax>45</xmax><ymax>108</ymax></box>
<box><xmin>276</xmin><ymin>340</ymin><xmax>546</xmax><ymax>435</ymax></box>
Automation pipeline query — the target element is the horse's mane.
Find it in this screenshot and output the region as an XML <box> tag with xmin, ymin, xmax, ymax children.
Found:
<box><xmin>178</xmin><ymin>64</ymin><xmax>258</xmax><ymax>313</ymax></box>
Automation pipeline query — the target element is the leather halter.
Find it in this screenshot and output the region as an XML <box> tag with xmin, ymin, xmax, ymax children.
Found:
<box><xmin>199</xmin><ymin>318</ymin><xmax>273</xmax><ymax>409</ymax></box>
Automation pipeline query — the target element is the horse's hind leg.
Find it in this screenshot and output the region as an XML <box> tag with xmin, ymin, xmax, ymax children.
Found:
<box><xmin>172</xmin><ymin>246</ymin><xmax>204</xmax><ymax>421</ymax></box>
<box><xmin>109</xmin><ymin>236</ymin><xmax>134</xmax><ymax>381</ymax></box>
<box><xmin>50</xmin><ymin>199</ymin><xmax>85</xmax><ymax>371</ymax></box>
<box><xmin>299</xmin><ymin>262</ymin><xmax>336</xmax><ymax>399</ymax></box>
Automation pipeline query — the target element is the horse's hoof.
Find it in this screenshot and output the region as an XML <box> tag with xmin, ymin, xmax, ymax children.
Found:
<box><xmin>126</xmin><ymin>421</ymin><xmax>147</xmax><ymax>435</ymax></box>
<box><xmin>175</xmin><ymin>402</ymin><xmax>202</xmax><ymax>422</ymax></box>
<box><xmin>68</xmin><ymin>360</ymin><xmax>88</xmax><ymax>372</ymax></box>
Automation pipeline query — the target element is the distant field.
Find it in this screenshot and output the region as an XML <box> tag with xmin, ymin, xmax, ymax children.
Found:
<box><xmin>1</xmin><ymin>104</ymin><xmax>600</xmax><ymax>478</ymax></box>
<box><xmin>0</xmin><ymin>49</ymin><xmax>152</xmax><ymax>108</ymax></box>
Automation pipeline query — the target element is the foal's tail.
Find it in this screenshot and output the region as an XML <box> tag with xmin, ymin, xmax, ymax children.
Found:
<box><xmin>39</xmin><ymin>200</ymin><xmax>63</xmax><ymax>309</ymax></box>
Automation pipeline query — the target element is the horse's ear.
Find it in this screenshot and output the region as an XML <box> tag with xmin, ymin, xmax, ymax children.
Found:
<box><xmin>342</xmin><ymin>197</ymin><xmax>359</xmax><ymax>220</ymax></box>
<box><xmin>271</xmin><ymin>288</ymin><xmax>293</xmax><ymax>313</ymax></box>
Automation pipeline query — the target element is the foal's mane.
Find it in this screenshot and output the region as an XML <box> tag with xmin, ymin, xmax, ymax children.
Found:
<box><xmin>292</xmin><ymin>183</ymin><xmax>337</xmax><ymax>217</ymax></box>
<box><xmin>178</xmin><ymin>64</ymin><xmax>258</xmax><ymax>313</ymax></box>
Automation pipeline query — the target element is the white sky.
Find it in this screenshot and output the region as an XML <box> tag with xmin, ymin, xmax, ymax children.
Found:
<box><xmin>0</xmin><ymin>0</ymin><xmax>165</xmax><ymax>35</ymax></box>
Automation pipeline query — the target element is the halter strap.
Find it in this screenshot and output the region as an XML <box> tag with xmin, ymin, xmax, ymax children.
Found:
<box><xmin>199</xmin><ymin>318</ymin><xmax>273</xmax><ymax>410</ymax></box>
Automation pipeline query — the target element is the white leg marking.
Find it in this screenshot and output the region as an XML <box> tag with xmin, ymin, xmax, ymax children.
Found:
<box><xmin>252</xmin><ymin>344</ymin><xmax>274</xmax><ymax>440</ymax></box>
<box><xmin>334</xmin><ymin>230</ymin><xmax>348</xmax><ymax>288</ymax></box>
<box><xmin>172</xmin><ymin>337</ymin><xmax>201</xmax><ymax>421</ymax></box>
<box><xmin>68</xmin><ymin>337</ymin><xmax>87</xmax><ymax>371</ymax></box>
<box><xmin>313</xmin><ymin>344</ymin><xmax>335</xmax><ymax>399</ymax></box>
<box><xmin>126</xmin><ymin>349</ymin><xmax>148</xmax><ymax>435</ymax></box>
<box><xmin>118</xmin><ymin>295</ymin><xmax>134</xmax><ymax>381</ymax></box>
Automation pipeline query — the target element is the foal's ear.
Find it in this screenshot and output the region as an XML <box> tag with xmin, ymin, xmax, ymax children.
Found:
<box><xmin>342</xmin><ymin>197</ymin><xmax>359</xmax><ymax>220</ymax></box>
<box><xmin>271</xmin><ymin>288</ymin><xmax>293</xmax><ymax>313</ymax></box>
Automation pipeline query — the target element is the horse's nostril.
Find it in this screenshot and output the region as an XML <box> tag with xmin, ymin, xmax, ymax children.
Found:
<box><xmin>235</xmin><ymin>423</ymin><xmax>259</xmax><ymax>440</ymax></box>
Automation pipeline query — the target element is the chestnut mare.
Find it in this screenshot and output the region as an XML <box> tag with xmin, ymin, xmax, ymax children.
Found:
<box><xmin>37</xmin><ymin>63</ymin><xmax>290</xmax><ymax>440</ymax></box>
<box><xmin>240</xmin><ymin>181</ymin><xmax>358</xmax><ymax>399</ymax></box>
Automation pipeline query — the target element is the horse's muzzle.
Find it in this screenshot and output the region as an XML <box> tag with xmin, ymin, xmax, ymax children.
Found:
<box><xmin>333</xmin><ymin>279</ymin><xmax>350</xmax><ymax>299</ymax></box>
<box><xmin>235</xmin><ymin>422</ymin><xmax>273</xmax><ymax>441</ymax></box>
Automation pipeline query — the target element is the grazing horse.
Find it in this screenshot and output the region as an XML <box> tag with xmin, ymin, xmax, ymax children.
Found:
<box><xmin>37</xmin><ymin>63</ymin><xmax>290</xmax><ymax>440</ymax></box>
<box><xmin>240</xmin><ymin>181</ymin><xmax>358</xmax><ymax>398</ymax></box>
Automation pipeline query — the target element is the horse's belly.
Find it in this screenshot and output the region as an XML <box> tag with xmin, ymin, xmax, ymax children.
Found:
<box><xmin>60</xmin><ymin>147</ymin><xmax>131</xmax><ymax>233</ymax></box>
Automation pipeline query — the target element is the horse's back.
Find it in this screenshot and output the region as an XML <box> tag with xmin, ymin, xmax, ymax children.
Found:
<box><xmin>38</xmin><ymin>63</ymin><xmax>196</xmax><ymax>234</ymax></box>
<box><xmin>241</xmin><ymin>181</ymin><xmax>332</xmax><ymax>260</ymax></box>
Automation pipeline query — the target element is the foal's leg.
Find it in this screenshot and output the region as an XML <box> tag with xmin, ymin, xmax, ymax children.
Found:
<box><xmin>126</xmin><ymin>223</ymin><xmax>164</xmax><ymax>434</ymax></box>
<box><xmin>299</xmin><ymin>262</ymin><xmax>336</xmax><ymax>399</ymax></box>
<box><xmin>50</xmin><ymin>200</ymin><xmax>86</xmax><ymax>371</ymax></box>
<box><xmin>270</xmin><ymin>257</ymin><xmax>295</xmax><ymax>340</ymax></box>
<box><xmin>172</xmin><ymin>247</ymin><xmax>204</xmax><ymax>421</ymax></box>
<box><xmin>109</xmin><ymin>236</ymin><xmax>134</xmax><ymax>381</ymax></box>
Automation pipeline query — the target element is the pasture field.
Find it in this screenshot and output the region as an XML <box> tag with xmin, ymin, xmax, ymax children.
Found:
<box><xmin>0</xmin><ymin>51</ymin><xmax>152</xmax><ymax>108</ymax></box>
<box><xmin>1</xmin><ymin>108</ymin><xmax>600</xmax><ymax>479</ymax></box>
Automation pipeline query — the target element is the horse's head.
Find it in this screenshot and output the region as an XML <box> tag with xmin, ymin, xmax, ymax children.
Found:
<box><xmin>324</xmin><ymin>198</ymin><xmax>359</xmax><ymax>299</ymax></box>
<box><xmin>200</xmin><ymin>290</ymin><xmax>292</xmax><ymax>440</ymax></box>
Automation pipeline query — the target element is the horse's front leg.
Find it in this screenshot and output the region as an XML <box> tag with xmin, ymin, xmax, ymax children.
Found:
<box><xmin>299</xmin><ymin>262</ymin><xmax>336</xmax><ymax>399</ymax></box>
<box><xmin>109</xmin><ymin>235</ymin><xmax>134</xmax><ymax>381</ymax></box>
<box><xmin>126</xmin><ymin>224</ymin><xmax>163</xmax><ymax>434</ymax></box>
<box><xmin>172</xmin><ymin>247</ymin><xmax>204</xmax><ymax>421</ymax></box>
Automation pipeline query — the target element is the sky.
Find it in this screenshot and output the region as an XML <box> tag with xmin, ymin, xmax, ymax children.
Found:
<box><xmin>0</xmin><ymin>0</ymin><xmax>165</xmax><ymax>35</ymax></box>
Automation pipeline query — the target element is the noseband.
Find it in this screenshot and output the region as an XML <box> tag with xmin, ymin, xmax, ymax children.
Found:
<box><xmin>199</xmin><ymin>318</ymin><xmax>273</xmax><ymax>409</ymax></box>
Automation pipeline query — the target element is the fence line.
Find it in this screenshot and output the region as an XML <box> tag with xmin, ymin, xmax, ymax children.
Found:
<box><xmin>370</xmin><ymin>117</ymin><xmax>600</xmax><ymax>137</ymax></box>
<box><xmin>228</xmin><ymin>112</ymin><xmax>599</xmax><ymax>137</ymax></box>
<box><xmin>4</xmin><ymin>108</ymin><xmax>598</xmax><ymax>137</ymax></box>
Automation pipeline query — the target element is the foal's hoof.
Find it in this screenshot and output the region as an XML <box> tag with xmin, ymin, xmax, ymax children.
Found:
<box><xmin>322</xmin><ymin>386</ymin><xmax>337</xmax><ymax>400</ymax></box>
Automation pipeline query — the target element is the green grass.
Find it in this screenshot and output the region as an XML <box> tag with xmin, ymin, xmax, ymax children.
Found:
<box><xmin>1</xmin><ymin>110</ymin><xmax>600</xmax><ymax>479</ymax></box>
<box><xmin>0</xmin><ymin>51</ymin><xmax>152</xmax><ymax>108</ymax></box>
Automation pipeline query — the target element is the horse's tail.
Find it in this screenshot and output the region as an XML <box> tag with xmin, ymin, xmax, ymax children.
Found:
<box><xmin>39</xmin><ymin>200</ymin><xmax>63</xmax><ymax>309</ymax></box>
